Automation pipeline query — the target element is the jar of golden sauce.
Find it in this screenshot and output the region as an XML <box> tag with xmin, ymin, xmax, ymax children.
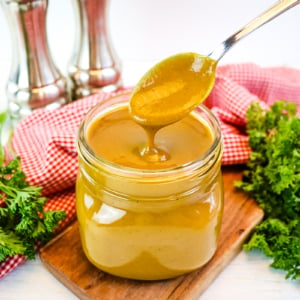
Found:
<box><xmin>76</xmin><ymin>92</ymin><xmax>223</xmax><ymax>280</ymax></box>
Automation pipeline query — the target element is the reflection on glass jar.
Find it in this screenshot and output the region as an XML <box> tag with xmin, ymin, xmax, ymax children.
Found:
<box><xmin>76</xmin><ymin>93</ymin><xmax>223</xmax><ymax>280</ymax></box>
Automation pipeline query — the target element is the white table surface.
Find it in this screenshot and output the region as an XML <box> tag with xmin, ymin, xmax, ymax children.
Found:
<box><xmin>0</xmin><ymin>1</ymin><xmax>300</xmax><ymax>299</ymax></box>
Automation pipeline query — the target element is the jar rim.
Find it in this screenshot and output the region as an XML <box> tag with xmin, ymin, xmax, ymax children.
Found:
<box><xmin>77</xmin><ymin>92</ymin><xmax>222</xmax><ymax>178</ymax></box>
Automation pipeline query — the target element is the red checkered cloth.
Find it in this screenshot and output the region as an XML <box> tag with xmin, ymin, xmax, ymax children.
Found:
<box><xmin>1</xmin><ymin>63</ymin><xmax>300</xmax><ymax>279</ymax></box>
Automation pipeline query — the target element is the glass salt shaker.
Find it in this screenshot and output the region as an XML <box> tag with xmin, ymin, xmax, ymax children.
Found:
<box><xmin>1</xmin><ymin>0</ymin><xmax>70</xmax><ymax>121</ymax></box>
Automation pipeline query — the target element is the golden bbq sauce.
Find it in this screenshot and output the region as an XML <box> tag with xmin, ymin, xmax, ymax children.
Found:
<box><xmin>86</xmin><ymin>105</ymin><xmax>213</xmax><ymax>169</ymax></box>
<box><xmin>76</xmin><ymin>98</ymin><xmax>223</xmax><ymax>280</ymax></box>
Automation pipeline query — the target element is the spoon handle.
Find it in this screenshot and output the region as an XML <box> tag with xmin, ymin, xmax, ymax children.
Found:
<box><xmin>209</xmin><ymin>0</ymin><xmax>300</xmax><ymax>61</ymax></box>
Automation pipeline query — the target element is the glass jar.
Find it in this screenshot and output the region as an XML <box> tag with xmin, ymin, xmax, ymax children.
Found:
<box><xmin>76</xmin><ymin>93</ymin><xmax>223</xmax><ymax>280</ymax></box>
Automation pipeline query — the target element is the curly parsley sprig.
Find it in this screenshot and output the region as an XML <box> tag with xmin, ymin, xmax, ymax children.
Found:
<box><xmin>0</xmin><ymin>114</ymin><xmax>66</xmax><ymax>262</ymax></box>
<box><xmin>235</xmin><ymin>100</ymin><xmax>300</xmax><ymax>280</ymax></box>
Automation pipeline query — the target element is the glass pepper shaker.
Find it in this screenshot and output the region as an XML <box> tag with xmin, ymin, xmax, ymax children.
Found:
<box><xmin>1</xmin><ymin>0</ymin><xmax>70</xmax><ymax>121</ymax></box>
<box><xmin>68</xmin><ymin>0</ymin><xmax>122</xmax><ymax>100</ymax></box>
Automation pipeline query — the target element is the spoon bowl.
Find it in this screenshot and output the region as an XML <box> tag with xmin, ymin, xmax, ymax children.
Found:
<box><xmin>129</xmin><ymin>53</ymin><xmax>217</xmax><ymax>127</ymax></box>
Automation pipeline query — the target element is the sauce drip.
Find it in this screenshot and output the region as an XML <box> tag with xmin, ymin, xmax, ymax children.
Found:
<box><xmin>139</xmin><ymin>126</ymin><xmax>169</xmax><ymax>163</ymax></box>
<box><xmin>129</xmin><ymin>52</ymin><xmax>217</xmax><ymax>162</ymax></box>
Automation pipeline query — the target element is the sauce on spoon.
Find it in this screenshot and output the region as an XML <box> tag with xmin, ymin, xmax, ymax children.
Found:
<box><xmin>129</xmin><ymin>52</ymin><xmax>217</xmax><ymax>162</ymax></box>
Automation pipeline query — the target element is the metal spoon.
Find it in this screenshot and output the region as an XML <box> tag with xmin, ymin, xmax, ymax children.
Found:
<box><xmin>209</xmin><ymin>0</ymin><xmax>300</xmax><ymax>61</ymax></box>
<box><xmin>129</xmin><ymin>0</ymin><xmax>300</xmax><ymax>129</ymax></box>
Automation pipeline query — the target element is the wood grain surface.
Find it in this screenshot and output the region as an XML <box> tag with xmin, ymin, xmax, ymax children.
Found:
<box><xmin>40</xmin><ymin>166</ymin><xmax>264</xmax><ymax>300</ymax></box>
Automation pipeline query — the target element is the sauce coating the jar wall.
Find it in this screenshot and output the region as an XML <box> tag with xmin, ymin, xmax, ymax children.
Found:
<box><xmin>76</xmin><ymin>93</ymin><xmax>223</xmax><ymax>280</ymax></box>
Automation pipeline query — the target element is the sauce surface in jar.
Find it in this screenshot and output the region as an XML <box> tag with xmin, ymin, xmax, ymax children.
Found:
<box><xmin>76</xmin><ymin>96</ymin><xmax>223</xmax><ymax>281</ymax></box>
<box><xmin>87</xmin><ymin>104</ymin><xmax>213</xmax><ymax>169</ymax></box>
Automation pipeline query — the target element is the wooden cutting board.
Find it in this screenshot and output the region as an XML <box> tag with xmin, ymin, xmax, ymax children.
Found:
<box><xmin>40</xmin><ymin>166</ymin><xmax>264</xmax><ymax>300</ymax></box>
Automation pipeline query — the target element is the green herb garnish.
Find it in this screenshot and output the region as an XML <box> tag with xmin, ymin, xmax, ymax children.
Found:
<box><xmin>0</xmin><ymin>115</ymin><xmax>66</xmax><ymax>261</ymax></box>
<box><xmin>235</xmin><ymin>100</ymin><xmax>300</xmax><ymax>280</ymax></box>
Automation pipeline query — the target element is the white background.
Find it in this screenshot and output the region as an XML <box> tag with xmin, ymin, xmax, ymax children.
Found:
<box><xmin>0</xmin><ymin>0</ymin><xmax>300</xmax><ymax>299</ymax></box>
